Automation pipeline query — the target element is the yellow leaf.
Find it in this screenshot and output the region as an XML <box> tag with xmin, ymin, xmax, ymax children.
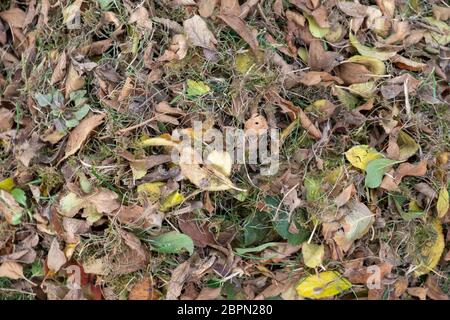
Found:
<box><xmin>0</xmin><ymin>177</ymin><xmax>15</xmax><ymax>192</ymax></box>
<box><xmin>235</xmin><ymin>52</ymin><xmax>256</xmax><ymax>74</ymax></box>
<box><xmin>345</xmin><ymin>145</ymin><xmax>382</xmax><ymax>170</ymax></box>
<box><xmin>137</xmin><ymin>182</ymin><xmax>165</xmax><ymax>203</ymax></box>
<box><xmin>437</xmin><ymin>186</ymin><xmax>449</xmax><ymax>218</ymax></box>
<box><xmin>302</xmin><ymin>243</ymin><xmax>325</xmax><ymax>268</ymax></box>
<box><xmin>160</xmin><ymin>191</ymin><xmax>185</xmax><ymax>212</ymax></box>
<box><xmin>348</xmin><ymin>81</ymin><xmax>377</xmax><ymax>98</ymax></box>
<box><xmin>139</xmin><ymin>133</ymin><xmax>178</xmax><ymax>147</ymax></box>
<box><xmin>296</xmin><ymin>271</ymin><xmax>351</xmax><ymax>299</ymax></box>
<box><xmin>305</xmin><ymin>15</ymin><xmax>330</xmax><ymax>39</ymax></box>
<box><xmin>397</xmin><ymin>131</ymin><xmax>419</xmax><ymax>161</ymax></box>
<box><xmin>414</xmin><ymin>219</ymin><xmax>445</xmax><ymax>276</ymax></box>
<box><xmin>186</xmin><ymin>79</ymin><xmax>210</xmax><ymax>96</ymax></box>
<box><xmin>346</xmin><ymin>55</ymin><xmax>386</xmax><ymax>75</ymax></box>
<box><xmin>349</xmin><ymin>33</ymin><xmax>397</xmax><ymax>61</ymax></box>
<box><xmin>297</xmin><ymin>47</ymin><xmax>308</xmax><ymax>63</ymax></box>
<box><xmin>206</xmin><ymin>150</ymin><xmax>232</xmax><ymax>176</ymax></box>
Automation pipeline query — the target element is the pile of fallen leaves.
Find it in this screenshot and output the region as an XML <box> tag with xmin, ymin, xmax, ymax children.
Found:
<box><xmin>0</xmin><ymin>0</ymin><xmax>449</xmax><ymax>300</ymax></box>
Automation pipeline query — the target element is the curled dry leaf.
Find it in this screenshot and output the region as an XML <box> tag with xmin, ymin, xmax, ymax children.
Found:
<box><xmin>308</xmin><ymin>39</ymin><xmax>340</xmax><ymax>72</ymax></box>
<box><xmin>129</xmin><ymin>7</ymin><xmax>153</xmax><ymax>30</ymax></box>
<box><xmin>60</xmin><ymin>113</ymin><xmax>105</xmax><ymax>163</ymax></box>
<box><xmin>0</xmin><ymin>8</ymin><xmax>26</xmax><ymax>28</ymax></box>
<box><xmin>199</xmin><ymin>0</ymin><xmax>217</xmax><ymax>18</ymax></box>
<box><xmin>0</xmin><ymin>261</ymin><xmax>25</xmax><ymax>280</ymax></box>
<box><xmin>335</xmin><ymin>184</ymin><xmax>355</xmax><ymax>208</ymax></box>
<box><xmin>129</xmin><ymin>277</ymin><xmax>161</xmax><ymax>300</ymax></box>
<box><xmin>179</xmin><ymin>147</ymin><xmax>237</xmax><ymax>191</ymax></box>
<box><xmin>47</xmin><ymin>238</ymin><xmax>67</xmax><ymax>273</ymax></box>
<box><xmin>333</xmin><ymin>200</ymin><xmax>375</xmax><ymax>252</ymax></box>
<box><xmin>218</xmin><ymin>14</ymin><xmax>259</xmax><ymax>55</ymax></box>
<box><xmin>183</xmin><ymin>15</ymin><xmax>217</xmax><ymax>51</ymax></box>
<box><xmin>50</xmin><ymin>51</ymin><xmax>67</xmax><ymax>85</ymax></box>
<box><xmin>166</xmin><ymin>260</ymin><xmax>191</xmax><ymax>300</ymax></box>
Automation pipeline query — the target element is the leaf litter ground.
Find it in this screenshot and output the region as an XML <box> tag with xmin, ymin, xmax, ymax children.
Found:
<box><xmin>0</xmin><ymin>0</ymin><xmax>449</xmax><ymax>300</ymax></box>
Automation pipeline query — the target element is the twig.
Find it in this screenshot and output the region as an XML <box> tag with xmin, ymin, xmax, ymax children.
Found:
<box><xmin>116</xmin><ymin>116</ymin><xmax>157</xmax><ymax>135</ymax></box>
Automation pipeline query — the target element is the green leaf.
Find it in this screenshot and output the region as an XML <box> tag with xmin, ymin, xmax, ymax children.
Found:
<box><xmin>11</xmin><ymin>188</ymin><xmax>27</xmax><ymax>207</ymax></box>
<box><xmin>65</xmin><ymin>118</ymin><xmax>80</xmax><ymax>128</ymax></box>
<box><xmin>74</xmin><ymin>104</ymin><xmax>90</xmax><ymax>121</ymax></box>
<box><xmin>96</xmin><ymin>0</ymin><xmax>114</xmax><ymax>10</ymax></box>
<box><xmin>34</xmin><ymin>93</ymin><xmax>53</xmax><ymax>107</ymax></box>
<box><xmin>365</xmin><ymin>158</ymin><xmax>399</xmax><ymax>188</ymax></box>
<box><xmin>186</xmin><ymin>80</ymin><xmax>210</xmax><ymax>97</ymax></box>
<box><xmin>264</xmin><ymin>196</ymin><xmax>309</xmax><ymax>245</ymax></box>
<box><xmin>150</xmin><ymin>231</ymin><xmax>194</xmax><ymax>255</ymax></box>
<box><xmin>30</xmin><ymin>260</ymin><xmax>44</xmax><ymax>277</ymax></box>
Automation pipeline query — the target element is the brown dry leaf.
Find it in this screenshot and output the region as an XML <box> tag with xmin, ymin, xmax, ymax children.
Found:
<box><xmin>335</xmin><ymin>184</ymin><xmax>355</xmax><ymax>208</ymax></box>
<box><xmin>299</xmin><ymin>71</ymin><xmax>343</xmax><ymax>86</ymax></box>
<box><xmin>383</xmin><ymin>21</ymin><xmax>409</xmax><ymax>45</ymax></box>
<box><xmin>333</xmin><ymin>200</ymin><xmax>375</xmax><ymax>252</ymax></box>
<box><xmin>178</xmin><ymin>213</ymin><xmax>216</xmax><ymax>248</ymax></box>
<box><xmin>47</xmin><ymin>238</ymin><xmax>67</xmax><ymax>273</ymax></box>
<box><xmin>166</xmin><ymin>260</ymin><xmax>191</xmax><ymax>300</ymax></box>
<box><xmin>0</xmin><ymin>261</ymin><xmax>25</xmax><ymax>280</ymax></box>
<box><xmin>381</xmin><ymin>74</ymin><xmax>420</xmax><ymax>99</ymax></box>
<box><xmin>129</xmin><ymin>278</ymin><xmax>161</xmax><ymax>300</ymax></box>
<box><xmin>0</xmin><ymin>8</ymin><xmax>26</xmax><ymax>28</ymax></box>
<box><xmin>425</xmin><ymin>276</ymin><xmax>449</xmax><ymax>300</ymax></box>
<box><xmin>311</xmin><ymin>5</ymin><xmax>329</xmax><ymax>28</ymax></box>
<box><xmin>336</xmin><ymin>1</ymin><xmax>368</xmax><ymax>17</ymax></box>
<box><xmin>271</xmin><ymin>95</ymin><xmax>322</xmax><ymax>140</ymax></box>
<box><xmin>218</xmin><ymin>14</ymin><xmax>259</xmax><ymax>55</ymax></box>
<box><xmin>50</xmin><ymin>51</ymin><xmax>68</xmax><ymax>85</ymax></box>
<box><xmin>86</xmin><ymin>189</ymin><xmax>120</xmax><ymax>214</ymax></box>
<box><xmin>129</xmin><ymin>7</ymin><xmax>153</xmax><ymax>30</ymax></box>
<box><xmin>308</xmin><ymin>39</ymin><xmax>340</xmax><ymax>72</ymax></box>
<box><xmin>17</xmin><ymin>132</ymin><xmax>42</xmax><ymax>167</ymax></box>
<box><xmin>62</xmin><ymin>217</ymin><xmax>90</xmax><ymax>244</ymax></box>
<box><xmin>393</xmin><ymin>160</ymin><xmax>427</xmax><ymax>183</ymax></box>
<box><xmin>244</xmin><ymin>114</ymin><xmax>268</xmax><ymax>134</ymax></box>
<box><xmin>286</xmin><ymin>10</ymin><xmax>306</xmax><ymax>27</ymax></box>
<box><xmin>391</xmin><ymin>55</ymin><xmax>427</xmax><ymax>72</ymax></box>
<box><xmin>199</xmin><ymin>0</ymin><xmax>218</xmax><ymax>18</ymax></box>
<box><xmin>220</xmin><ymin>0</ymin><xmax>241</xmax><ymax>16</ymax></box>
<box><xmin>183</xmin><ymin>15</ymin><xmax>217</xmax><ymax>51</ymax></box>
<box><xmin>407</xmin><ymin>287</ymin><xmax>428</xmax><ymax>300</ymax></box>
<box><xmin>376</xmin><ymin>0</ymin><xmax>395</xmax><ymax>17</ymax></box>
<box><xmin>60</xmin><ymin>113</ymin><xmax>105</xmax><ymax>163</ymax></box>
<box><xmin>433</xmin><ymin>5</ymin><xmax>450</xmax><ymax>21</ymax></box>
<box><xmin>196</xmin><ymin>287</ymin><xmax>221</xmax><ymax>300</ymax></box>
<box><xmin>65</xmin><ymin>63</ymin><xmax>85</xmax><ymax>98</ymax></box>
<box><xmin>0</xmin><ymin>108</ymin><xmax>14</xmax><ymax>132</ymax></box>
<box><xmin>336</xmin><ymin>62</ymin><xmax>372</xmax><ymax>85</ymax></box>
<box><xmin>110</xmin><ymin>230</ymin><xmax>149</xmax><ymax>275</ymax></box>
<box><xmin>345</xmin><ymin>262</ymin><xmax>392</xmax><ymax>285</ymax></box>
<box><xmin>115</xmin><ymin>204</ymin><xmax>163</xmax><ymax>233</ymax></box>
<box><xmin>415</xmin><ymin>182</ymin><xmax>437</xmax><ymax>200</ymax></box>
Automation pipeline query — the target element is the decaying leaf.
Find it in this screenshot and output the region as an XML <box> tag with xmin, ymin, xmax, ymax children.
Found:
<box><xmin>183</xmin><ymin>15</ymin><xmax>217</xmax><ymax>50</ymax></box>
<box><xmin>47</xmin><ymin>238</ymin><xmax>67</xmax><ymax>273</ymax></box>
<box><xmin>296</xmin><ymin>271</ymin><xmax>351</xmax><ymax>299</ymax></box>
<box><xmin>413</xmin><ymin>219</ymin><xmax>445</xmax><ymax>277</ymax></box>
<box><xmin>60</xmin><ymin>113</ymin><xmax>105</xmax><ymax>163</ymax></box>
<box><xmin>349</xmin><ymin>33</ymin><xmax>397</xmax><ymax>61</ymax></box>
<box><xmin>302</xmin><ymin>243</ymin><xmax>325</xmax><ymax>268</ymax></box>
<box><xmin>345</xmin><ymin>145</ymin><xmax>382</xmax><ymax>170</ymax></box>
